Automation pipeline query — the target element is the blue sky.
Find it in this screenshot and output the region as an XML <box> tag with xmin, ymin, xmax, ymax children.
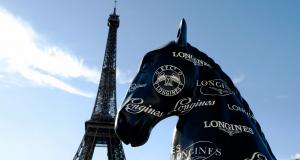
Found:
<box><xmin>0</xmin><ymin>0</ymin><xmax>299</xmax><ymax>160</ymax></box>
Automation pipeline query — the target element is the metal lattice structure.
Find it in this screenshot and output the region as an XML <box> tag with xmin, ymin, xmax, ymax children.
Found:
<box><xmin>73</xmin><ymin>7</ymin><xmax>126</xmax><ymax>160</ymax></box>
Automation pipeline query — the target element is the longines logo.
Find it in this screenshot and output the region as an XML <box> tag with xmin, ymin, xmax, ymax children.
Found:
<box><xmin>227</xmin><ymin>104</ymin><xmax>255</xmax><ymax>120</ymax></box>
<box><xmin>124</xmin><ymin>98</ymin><xmax>164</xmax><ymax>117</ymax></box>
<box><xmin>204</xmin><ymin>120</ymin><xmax>254</xmax><ymax>136</ymax></box>
<box><xmin>153</xmin><ymin>65</ymin><xmax>185</xmax><ymax>96</ymax></box>
<box><xmin>129</xmin><ymin>83</ymin><xmax>147</xmax><ymax>92</ymax></box>
<box><xmin>244</xmin><ymin>152</ymin><xmax>268</xmax><ymax>160</ymax></box>
<box><xmin>172</xmin><ymin>51</ymin><xmax>212</xmax><ymax>68</ymax></box>
<box><xmin>172</xmin><ymin>141</ymin><xmax>221</xmax><ymax>160</ymax></box>
<box><xmin>172</xmin><ymin>97</ymin><xmax>215</xmax><ymax>114</ymax></box>
<box><xmin>196</xmin><ymin>79</ymin><xmax>234</xmax><ymax>96</ymax></box>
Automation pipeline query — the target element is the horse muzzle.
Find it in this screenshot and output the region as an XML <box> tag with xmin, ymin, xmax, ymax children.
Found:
<box><xmin>114</xmin><ymin>111</ymin><xmax>152</xmax><ymax>147</ymax></box>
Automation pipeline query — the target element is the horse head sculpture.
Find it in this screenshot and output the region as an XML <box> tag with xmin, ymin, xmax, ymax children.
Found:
<box><xmin>115</xmin><ymin>19</ymin><xmax>276</xmax><ymax>160</ymax></box>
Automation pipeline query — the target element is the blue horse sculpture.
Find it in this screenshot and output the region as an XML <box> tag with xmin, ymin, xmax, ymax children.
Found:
<box><xmin>115</xmin><ymin>19</ymin><xmax>276</xmax><ymax>160</ymax></box>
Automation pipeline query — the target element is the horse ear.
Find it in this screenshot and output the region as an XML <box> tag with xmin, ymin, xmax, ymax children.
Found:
<box><xmin>175</xmin><ymin>18</ymin><xmax>187</xmax><ymax>49</ymax></box>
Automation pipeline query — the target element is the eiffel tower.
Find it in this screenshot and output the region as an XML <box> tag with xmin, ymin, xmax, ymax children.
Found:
<box><xmin>73</xmin><ymin>6</ymin><xmax>126</xmax><ymax>160</ymax></box>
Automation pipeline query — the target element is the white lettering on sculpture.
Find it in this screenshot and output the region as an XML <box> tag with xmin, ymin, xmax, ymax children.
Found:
<box><xmin>227</xmin><ymin>104</ymin><xmax>255</xmax><ymax>120</ymax></box>
<box><xmin>196</xmin><ymin>79</ymin><xmax>234</xmax><ymax>96</ymax></box>
<box><xmin>172</xmin><ymin>141</ymin><xmax>221</xmax><ymax>160</ymax></box>
<box><xmin>172</xmin><ymin>51</ymin><xmax>212</xmax><ymax>68</ymax></box>
<box><xmin>244</xmin><ymin>152</ymin><xmax>268</xmax><ymax>160</ymax></box>
<box><xmin>125</xmin><ymin>98</ymin><xmax>164</xmax><ymax>117</ymax></box>
<box><xmin>203</xmin><ymin>120</ymin><xmax>254</xmax><ymax>136</ymax></box>
<box><xmin>172</xmin><ymin>97</ymin><xmax>215</xmax><ymax>114</ymax></box>
<box><xmin>129</xmin><ymin>83</ymin><xmax>147</xmax><ymax>92</ymax></box>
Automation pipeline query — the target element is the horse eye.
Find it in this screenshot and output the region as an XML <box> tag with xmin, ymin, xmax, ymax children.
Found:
<box><xmin>141</xmin><ymin>62</ymin><xmax>153</xmax><ymax>72</ymax></box>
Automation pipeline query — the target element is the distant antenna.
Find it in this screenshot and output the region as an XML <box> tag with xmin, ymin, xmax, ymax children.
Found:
<box><xmin>113</xmin><ymin>0</ymin><xmax>118</xmax><ymax>14</ymax></box>
<box><xmin>114</xmin><ymin>0</ymin><xmax>117</xmax><ymax>8</ymax></box>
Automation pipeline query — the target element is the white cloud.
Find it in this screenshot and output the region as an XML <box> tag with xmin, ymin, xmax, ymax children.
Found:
<box><xmin>232</xmin><ymin>74</ymin><xmax>246</xmax><ymax>84</ymax></box>
<box><xmin>116</xmin><ymin>68</ymin><xmax>134</xmax><ymax>84</ymax></box>
<box><xmin>292</xmin><ymin>153</ymin><xmax>300</xmax><ymax>160</ymax></box>
<box><xmin>0</xmin><ymin>8</ymin><xmax>98</xmax><ymax>97</ymax></box>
